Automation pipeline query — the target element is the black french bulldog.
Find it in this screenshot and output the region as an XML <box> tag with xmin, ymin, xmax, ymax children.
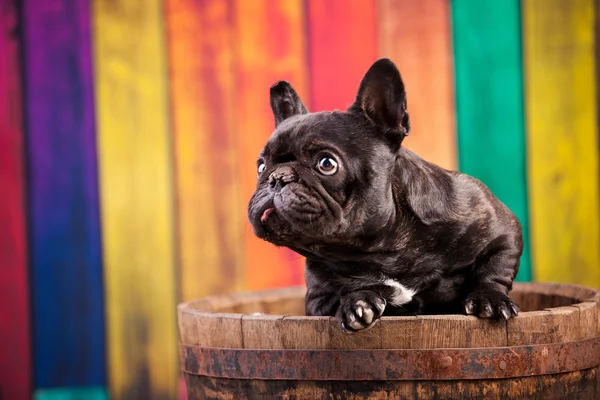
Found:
<box><xmin>248</xmin><ymin>58</ymin><xmax>522</xmax><ymax>332</ymax></box>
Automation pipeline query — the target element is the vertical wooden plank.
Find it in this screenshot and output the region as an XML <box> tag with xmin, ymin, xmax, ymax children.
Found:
<box><xmin>233</xmin><ymin>0</ymin><xmax>308</xmax><ymax>290</ymax></box>
<box><xmin>452</xmin><ymin>0</ymin><xmax>532</xmax><ymax>282</ymax></box>
<box><xmin>508</xmin><ymin>308</ymin><xmax>581</xmax><ymax>345</ymax></box>
<box><xmin>34</xmin><ymin>388</ymin><xmax>108</xmax><ymax>400</ymax></box>
<box><xmin>382</xmin><ymin>316</ymin><xmax>506</xmax><ymax>349</ymax></box>
<box><xmin>23</xmin><ymin>0</ymin><xmax>106</xmax><ymax>389</ymax></box>
<box><xmin>165</xmin><ymin>0</ymin><xmax>244</xmax><ymax>302</ymax></box>
<box><xmin>523</xmin><ymin>0</ymin><xmax>600</xmax><ymax>286</ymax></box>
<box><xmin>0</xmin><ymin>1</ymin><xmax>30</xmax><ymax>399</ymax></box>
<box><xmin>306</xmin><ymin>0</ymin><xmax>378</xmax><ymax>111</ymax></box>
<box><xmin>92</xmin><ymin>0</ymin><xmax>178</xmax><ymax>398</ymax></box>
<box><xmin>378</xmin><ymin>0</ymin><xmax>456</xmax><ymax>170</ymax></box>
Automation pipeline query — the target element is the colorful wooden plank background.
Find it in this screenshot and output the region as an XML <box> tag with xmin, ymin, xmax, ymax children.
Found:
<box><xmin>92</xmin><ymin>0</ymin><xmax>178</xmax><ymax>398</ymax></box>
<box><xmin>0</xmin><ymin>1</ymin><xmax>30</xmax><ymax>399</ymax></box>
<box><xmin>0</xmin><ymin>1</ymin><xmax>599</xmax><ymax>398</ymax></box>
<box><xmin>23</xmin><ymin>0</ymin><xmax>106</xmax><ymax>390</ymax></box>
<box><xmin>452</xmin><ymin>0</ymin><xmax>531</xmax><ymax>282</ymax></box>
<box><xmin>166</xmin><ymin>0</ymin><xmax>244</xmax><ymax>302</ymax></box>
<box><xmin>379</xmin><ymin>0</ymin><xmax>456</xmax><ymax>170</ymax></box>
<box><xmin>523</xmin><ymin>0</ymin><xmax>600</xmax><ymax>287</ymax></box>
<box><xmin>233</xmin><ymin>0</ymin><xmax>308</xmax><ymax>290</ymax></box>
<box><xmin>306</xmin><ymin>0</ymin><xmax>378</xmax><ymax>112</ymax></box>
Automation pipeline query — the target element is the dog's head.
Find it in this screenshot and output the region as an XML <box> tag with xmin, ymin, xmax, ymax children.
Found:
<box><xmin>247</xmin><ymin>58</ymin><xmax>410</xmax><ymax>256</ymax></box>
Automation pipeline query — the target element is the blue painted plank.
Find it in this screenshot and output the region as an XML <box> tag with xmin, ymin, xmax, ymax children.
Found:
<box><xmin>23</xmin><ymin>0</ymin><xmax>106</xmax><ymax>387</ymax></box>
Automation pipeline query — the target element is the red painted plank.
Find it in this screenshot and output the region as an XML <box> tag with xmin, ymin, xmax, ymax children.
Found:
<box><xmin>0</xmin><ymin>1</ymin><xmax>31</xmax><ymax>399</ymax></box>
<box><xmin>306</xmin><ymin>0</ymin><xmax>378</xmax><ymax>111</ymax></box>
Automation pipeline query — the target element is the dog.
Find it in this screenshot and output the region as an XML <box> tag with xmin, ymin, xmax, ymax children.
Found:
<box><xmin>248</xmin><ymin>58</ymin><xmax>522</xmax><ymax>332</ymax></box>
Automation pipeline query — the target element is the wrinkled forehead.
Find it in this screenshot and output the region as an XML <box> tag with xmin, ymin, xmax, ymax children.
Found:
<box><xmin>261</xmin><ymin>111</ymin><xmax>362</xmax><ymax>159</ymax></box>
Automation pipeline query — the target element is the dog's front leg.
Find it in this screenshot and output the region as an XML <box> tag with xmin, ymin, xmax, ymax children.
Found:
<box><xmin>304</xmin><ymin>264</ymin><xmax>340</xmax><ymax>317</ymax></box>
<box><xmin>464</xmin><ymin>246</ymin><xmax>521</xmax><ymax>320</ymax></box>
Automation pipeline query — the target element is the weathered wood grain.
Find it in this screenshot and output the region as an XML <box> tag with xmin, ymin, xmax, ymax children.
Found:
<box><xmin>507</xmin><ymin>307</ymin><xmax>581</xmax><ymax>345</ymax></box>
<box><xmin>92</xmin><ymin>0</ymin><xmax>177</xmax><ymax>398</ymax></box>
<box><xmin>232</xmin><ymin>0</ymin><xmax>307</xmax><ymax>289</ymax></box>
<box><xmin>242</xmin><ymin>314</ymin><xmax>286</xmax><ymax>349</ymax></box>
<box><xmin>382</xmin><ymin>315</ymin><xmax>507</xmax><ymax>349</ymax></box>
<box><xmin>23</xmin><ymin>0</ymin><xmax>105</xmax><ymax>389</ymax></box>
<box><xmin>523</xmin><ymin>0</ymin><xmax>600</xmax><ymax>286</ymax></box>
<box><xmin>452</xmin><ymin>0</ymin><xmax>531</xmax><ymax>282</ymax></box>
<box><xmin>575</xmin><ymin>302</ymin><xmax>599</xmax><ymax>339</ymax></box>
<box><xmin>185</xmin><ymin>368</ymin><xmax>600</xmax><ymax>400</ymax></box>
<box><xmin>0</xmin><ymin>1</ymin><xmax>30</xmax><ymax>398</ymax></box>
<box><xmin>178</xmin><ymin>309</ymin><xmax>242</xmax><ymax>348</ymax></box>
<box><xmin>306</xmin><ymin>0</ymin><xmax>378</xmax><ymax>111</ymax></box>
<box><xmin>165</xmin><ymin>0</ymin><xmax>244</xmax><ymax>303</ymax></box>
<box><xmin>378</xmin><ymin>0</ymin><xmax>456</xmax><ymax>170</ymax></box>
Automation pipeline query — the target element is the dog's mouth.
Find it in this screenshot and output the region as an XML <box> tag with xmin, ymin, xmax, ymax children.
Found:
<box><xmin>250</xmin><ymin>196</ymin><xmax>278</xmax><ymax>239</ymax></box>
<box><xmin>260</xmin><ymin>206</ymin><xmax>276</xmax><ymax>223</ymax></box>
<box><xmin>250</xmin><ymin>181</ymin><xmax>340</xmax><ymax>243</ymax></box>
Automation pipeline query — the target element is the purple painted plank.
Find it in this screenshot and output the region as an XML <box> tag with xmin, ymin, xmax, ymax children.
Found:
<box><xmin>22</xmin><ymin>0</ymin><xmax>105</xmax><ymax>388</ymax></box>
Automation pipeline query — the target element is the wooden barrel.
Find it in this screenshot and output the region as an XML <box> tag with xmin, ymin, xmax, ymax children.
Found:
<box><xmin>178</xmin><ymin>283</ymin><xmax>600</xmax><ymax>399</ymax></box>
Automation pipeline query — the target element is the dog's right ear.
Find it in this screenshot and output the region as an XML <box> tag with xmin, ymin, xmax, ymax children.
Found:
<box><xmin>270</xmin><ymin>81</ymin><xmax>308</xmax><ymax>127</ymax></box>
<box><xmin>349</xmin><ymin>58</ymin><xmax>410</xmax><ymax>144</ymax></box>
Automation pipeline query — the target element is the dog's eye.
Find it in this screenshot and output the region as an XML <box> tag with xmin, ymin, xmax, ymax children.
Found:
<box><xmin>317</xmin><ymin>157</ymin><xmax>338</xmax><ymax>175</ymax></box>
<box><xmin>257</xmin><ymin>162</ymin><xmax>266</xmax><ymax>176</ymax></box>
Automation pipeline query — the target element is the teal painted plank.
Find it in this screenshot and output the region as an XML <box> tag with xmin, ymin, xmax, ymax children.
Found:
<box><xmin>451</xmin><ymin>0</ymin><xmax>531</xmax><ymax>281</ymax></box>
<box><xmin>34</xmin><ymin>388</ymin><xmax>108</xmax><ymax>400</ymax></box>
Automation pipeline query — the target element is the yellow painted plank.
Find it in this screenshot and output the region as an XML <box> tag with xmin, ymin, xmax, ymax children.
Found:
<box><xmin>165</xmin><ymin>0</ymin><xmax>244</xmax><ymax>302</ymax></box>
<box><xmin>523</xmin><ymin>0</ymin><xmax>600</xmax><ymax>287</ymax></box>
<box><xmin>92</xmin><ymin>0</ymin><xmax>178</xmax><ymax>398</ymax></box>
<box><xmin>233</xmin><ymin>0</ymin><xmax>308</xmax><ymax>290</ymax></box>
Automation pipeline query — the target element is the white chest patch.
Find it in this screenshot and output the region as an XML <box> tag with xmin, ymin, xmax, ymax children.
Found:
<box><xmin>383</xmin><ymin>278</ymin><xmax>416</xmax><ymax>306</ymax></box>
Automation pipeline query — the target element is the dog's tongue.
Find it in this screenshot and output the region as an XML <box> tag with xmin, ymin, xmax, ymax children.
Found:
<box><xmin>260</xmin><ymin>207</ymin><xmax>275</xmax><ymax>223</ymax></box>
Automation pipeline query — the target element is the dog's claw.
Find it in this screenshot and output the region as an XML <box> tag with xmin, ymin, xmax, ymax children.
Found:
<box><xmin>464</xmin><ymin>290</ymin><xmax>519</xmax><ymax>320</ymax></box>
<box><xmin>464</xmin><ymin>300</ymin><xmax>475</xmax><ymax>315</ymax></box>
<box><xmin>510</xmin><ymin>303</ymin><xmax>520</xmax><ymax>316</ymax></box>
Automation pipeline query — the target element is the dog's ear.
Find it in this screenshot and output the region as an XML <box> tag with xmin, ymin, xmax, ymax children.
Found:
<box><xmin>270</xmin><ymin>81</ymin><xmax>308</xmax><ymax>127</ymax></box>
<box><xmin>349</xmin><ymin>58</ymin><xmax>410</xmax><ymax>143</ymax></box>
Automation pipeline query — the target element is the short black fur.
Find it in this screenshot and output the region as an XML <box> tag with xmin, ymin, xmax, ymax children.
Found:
<box><xmin>248</xmin><ymin>58</ymin><xmax>522</xmax><ymax>332</ymax></box>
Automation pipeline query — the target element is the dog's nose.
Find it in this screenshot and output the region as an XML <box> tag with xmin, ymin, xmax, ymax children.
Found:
<box><xmin>269</xmin><ymin>166</ymin><xmax>297</xmax><ymax>191</ymax></box>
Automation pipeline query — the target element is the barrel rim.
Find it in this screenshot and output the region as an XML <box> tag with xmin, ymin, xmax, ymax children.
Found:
<box><xmin>177</xmin><ymin>282</ymin><xmax>600</xmax><ymax>318</ymax></box>
<box><xmin>177</xmin><ymin>282</ymin><xmax>600</xmax><ymax>356</ymax></box>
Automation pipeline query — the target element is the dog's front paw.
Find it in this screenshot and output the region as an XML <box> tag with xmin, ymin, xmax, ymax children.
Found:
<box><xmin>336</xmin><ymin>290</ymin><xmax>386</xmax><ymax>332</ymax></box>
<box><xmin>464</xmin><ymin>290</ymin><xmax>519</xmax><ymax>320</ymax></box>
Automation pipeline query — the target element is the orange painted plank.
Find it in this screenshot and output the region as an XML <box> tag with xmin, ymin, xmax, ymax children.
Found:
<box><xmin>378</xmin><ymin>0</ymin><xmax>456</xmax><ymax>170</ymax></box>
<box><xmin>166</xmin><ymin>0</ymin><xmax>244</xmax><ymax>301</ymax></box>
<box><xmin>233</xmin><ymin>0</ymin><xmax>308</xmax><ymax>290</ymax></box>
<box><xmin>306</xmin><ymin>0</ymin><xmax>378</xmax><ymax>111</ymax></box>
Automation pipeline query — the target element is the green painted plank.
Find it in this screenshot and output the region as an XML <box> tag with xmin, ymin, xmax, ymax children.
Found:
<box><xmin>34</xmin><ymin>388</ymin><xmax>108</xmax><ymax>400</ymax></box>
<box><xmin>451</xmin><ymin>0</ymin><xmax>531</xmax><ymax>281</ymax></box>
